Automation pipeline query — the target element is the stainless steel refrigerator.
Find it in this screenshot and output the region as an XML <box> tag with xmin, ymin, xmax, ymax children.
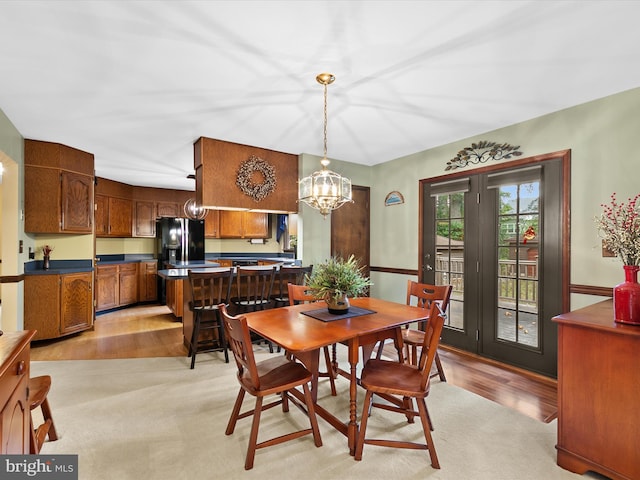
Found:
<box><xmin>156</xmin><ymin>217</ymin><xmax>205</xmax><ymax>302</ymax></box>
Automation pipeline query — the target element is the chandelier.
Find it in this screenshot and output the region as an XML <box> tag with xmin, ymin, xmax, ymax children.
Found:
<box><xmin>183</xmin><ymin>198</ymin><xmax>208</xmax><ymax>220</ymax></box>
<box><xmin>298</xmin><ymin>73</ymin><xmax>352</xmax><ymax>218</ymax></box>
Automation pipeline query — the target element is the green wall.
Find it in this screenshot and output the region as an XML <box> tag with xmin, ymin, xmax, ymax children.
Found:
<box><xmin>365</xmin><ymin>87</ymin><xmax>640</xmax><ymax>309</ymax></box>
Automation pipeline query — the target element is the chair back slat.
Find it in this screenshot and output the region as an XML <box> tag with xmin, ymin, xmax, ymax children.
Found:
<box><xmin>220</xmin><ymin>304</ymin><xmax>260</xmax><ymax>390</ymax></box>
<box><xmin>417</xmin><ymin>301</ymin><xmax>446</xmax><ymax>390</ymax></box>
<box><xmin>188</xmin><ymin>267</ymin><xmax>235</xmax><ymax>310</ymax></box>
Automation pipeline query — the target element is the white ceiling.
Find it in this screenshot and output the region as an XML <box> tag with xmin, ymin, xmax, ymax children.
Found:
<box><xmin>1</xmin><ymin>0</ymin><xmax>640</xmax><ymax>191</ymax></box>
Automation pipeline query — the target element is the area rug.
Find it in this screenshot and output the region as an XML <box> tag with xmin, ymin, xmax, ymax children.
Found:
<box><xmin>31</xmin><ymin>347</ymin><xmax>593</xmax><ymax>480</ymax></box>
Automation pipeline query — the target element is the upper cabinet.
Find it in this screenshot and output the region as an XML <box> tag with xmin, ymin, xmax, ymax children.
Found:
<box><xmin>24</xmin><ymin>140</ymin><xmax>94</xmax><ymax>234</ymax></box>
<box><xmin>95</xmin><ymin>178</ymin><xmax>134</xmax><ymax>238</ymax></box>
<box><xmin>218</xmin><ymin>211</ymin><xmax>270</xmax><ymax>239</ymax></box>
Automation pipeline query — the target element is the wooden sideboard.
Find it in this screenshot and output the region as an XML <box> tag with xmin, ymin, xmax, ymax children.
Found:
<box><xmin>0</xmin><ymin>330</ymin><xmax>36</xmax><ymax>454</ymax></box>
<box><xmin>553</xmin><ymin>300</ymin><xmax>640</xmax><ymax>480</ymax></box>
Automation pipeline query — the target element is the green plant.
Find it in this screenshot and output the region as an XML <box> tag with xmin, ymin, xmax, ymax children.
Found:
<box><xmin>305</xmin><ymin>255</ymin><xmax>373</xmax><ymax>300</ymax></box>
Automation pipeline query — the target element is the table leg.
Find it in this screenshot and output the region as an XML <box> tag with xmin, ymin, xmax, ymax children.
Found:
<box><xmin>292</xmin><ymin>349</ymin><xmax>321</xmax><ymax>402</ymax></box>
<box><xmin>348</xmin><ymin>339</ymin><xmax>359</xmax><ymax>455</ymax></box>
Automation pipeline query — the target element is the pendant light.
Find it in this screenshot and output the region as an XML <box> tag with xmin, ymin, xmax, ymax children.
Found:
<box><xmin>183</xmin><ymin>198</ymin><xmax>208</xmax><ymax>220</ymax></box>
<box><xmin>298</xmin><ymin>73</ymin><xmax>353</xmax><ymax>218</ymax></box>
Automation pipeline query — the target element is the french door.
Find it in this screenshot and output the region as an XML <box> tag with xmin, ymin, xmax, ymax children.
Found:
<box><xmin>421</xmin><ymin>154</ymin><xmax>569</xmax><ymax>377</ymax></box>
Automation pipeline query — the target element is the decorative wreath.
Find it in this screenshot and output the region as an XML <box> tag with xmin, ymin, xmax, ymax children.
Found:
<box><xmin>236</xmin><ymin>155</ymin><xmax>277</xmax><ymax>202</ymax></box>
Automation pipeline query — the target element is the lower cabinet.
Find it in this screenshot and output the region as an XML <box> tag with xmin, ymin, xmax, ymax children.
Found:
<box><xmin>0</xmin><ymin>331</ymin><xmax>35</xmax><ymax>454</ymax></box>
<box><xmin>165</xmin><ymin>278</ymin><xmax>183</xmax><ymax>318</ymax></box>
<box><xmin>138</xmin><ymin>261</ymin><xmax>158</xmax><ymax>302</ymax></box>
<box><xmin>25</xmin><ymin>273</ymin><xmax>93</xmax><ymax>341</ymax></box>
<box><xmin>96</xmin><ymin>263</ymin><xmax>142</xmax><ymax>312</ymax></box>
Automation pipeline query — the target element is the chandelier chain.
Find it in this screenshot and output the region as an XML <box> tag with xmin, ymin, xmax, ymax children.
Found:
<box><xmin>323</xmin><ymin>81</ymin><xmax>328</xmax><ymax>160</ymax></box>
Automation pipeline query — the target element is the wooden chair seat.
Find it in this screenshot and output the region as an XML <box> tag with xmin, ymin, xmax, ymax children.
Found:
<box><xmin>28</xmin><ymin>375</ymin><xmax>58</xmax><ymax>454</ymax></box>
<box><xmin>220</xmin><ymin>304</ymin><xmax>322</xmax><ymax>470</ymax></box>
<box><xmin>355</xmin><ymin>302</ymin><xmax>445</xmax><ymax>468</ymax></box>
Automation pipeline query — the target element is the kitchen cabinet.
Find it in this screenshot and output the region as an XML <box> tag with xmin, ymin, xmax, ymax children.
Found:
<box><xmin>138</xmin><ymin>261</ymin><xmax>158</xmax><ymax>302</ymax></box>
<box><xmin>96</xmin><ymin>265</ymin><xmax>118</xmax><ymax>311</ymax></box>
<box><xmin>119</xmin><ymin>263</ymin><xmax>139</xmax><ymax>306</ymax></box>
<box><xmin>219</xmin><ymin>211</ymin><xmax>269</xmax><ymax>239</ymax></box>
<box><xmin>134</xmin><ymin>200</ymin><xmax>156</xmax><ymax>237</ymax></box>
<box><xmin>95</xmin><ymin>194</ymin><xmax>133</xmax><ymax>237</ymax></box>
<box><xmin>204</xmin><ymin>209</ymin><xmax>220</xmax><ymax>238</ymax></box>
<box><xmin>554</xmin><ymin>300</ymin><xmax>640</xmax><ymax>480</ymax></box>
<box><xmin>156</xmin><ymin>201</ymin><xmax>181</xmax><ymax>218</ymax></box>
<box><xmin>24</xmin><ymin>139</ymin><xmax>94</xmax><ymax>234</ymax></box>
<box><xmin>165</xmin><ymin>279</ymin><xmax>183</xmax><ymax>318</ymax></box>
<box><xmin>25</xmin><ymin>272</ymin><xmax>93</xmax><ymax>341</ymax></box>
<box><xmin>96</xmin><ymin>263</ymin><xmax>139</xmax><ymax>312</ymax></box>
<box><xmin>0</xmin><ymin>331</ymin><xmax>36</xmax><ymax>454</ymax></box>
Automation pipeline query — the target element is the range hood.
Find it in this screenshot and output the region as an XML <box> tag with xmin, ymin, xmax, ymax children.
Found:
<box><xmin>194</xmin><ymin>137</ymin><xmax>299</xmax><ymax>213</ymax></box>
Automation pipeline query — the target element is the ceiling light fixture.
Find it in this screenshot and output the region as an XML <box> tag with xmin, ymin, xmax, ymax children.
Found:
<box><xmin>183</xmin><ymin>198</ymin><xmax>208</xmax><ymax>220</ymax></box>
<box><xmin>298</xmin><ymin>73</ymin><xmax>352</xmax><ymax>218</ymax></box>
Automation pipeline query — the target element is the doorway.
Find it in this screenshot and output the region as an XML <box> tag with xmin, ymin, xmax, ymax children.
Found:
<box><xmin>330</xmin><ymin>185</ymin><xmax>370</xmax><ymax>277</ymax></box>
<box><xmin>420</xmin><ymin>152</ymin><xmax>569</xmax><ymax>377</ymax></box>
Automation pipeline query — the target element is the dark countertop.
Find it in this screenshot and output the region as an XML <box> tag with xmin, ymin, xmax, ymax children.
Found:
<box><xmin>158</xmin><ymin>265</ymin><xmax>226</xmax><ymax>280</ymax></box>
<box><xmin>25</xmin><ymin>259</ymin><xmax>93</xmax><ymax>275</ymax></box>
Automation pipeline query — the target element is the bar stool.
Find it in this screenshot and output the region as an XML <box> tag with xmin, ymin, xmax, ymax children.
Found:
<box><xmin>28</xmin><ymin>375</ymin><xmax>58</xmax><ymax>454</ymax></box>
<box><xmin>187</xmin><ymin>267</ymin><xmax>235</xmax><ymax>368</ymax></box>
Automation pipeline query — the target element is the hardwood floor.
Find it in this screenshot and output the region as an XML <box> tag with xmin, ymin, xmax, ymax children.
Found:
<box><xmin>30</xmin><ymin>303</ymin><xmax>557</xmax><ymax>423</ymax></box>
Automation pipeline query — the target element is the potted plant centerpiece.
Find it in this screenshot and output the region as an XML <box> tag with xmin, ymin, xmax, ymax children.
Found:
<box><xmin>305</xmin><ymin>255</ymin><xmax>373</xmax><ymax>314</ymax></box>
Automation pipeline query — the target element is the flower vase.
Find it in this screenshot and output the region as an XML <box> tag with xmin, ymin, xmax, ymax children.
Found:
<box><xmin>613</xmin><ymin>265</ymin><xmax>640</xmax><ymax>324</ymax></box>
<box><xmin>43</xmin><ymin>254</ymin><xmax>50</xmax><ymax>270</ymax></box>
<box><xmin>326</xmin><ymin>294</ymin><xmax>350</xmax><ymax>315</ymax></box>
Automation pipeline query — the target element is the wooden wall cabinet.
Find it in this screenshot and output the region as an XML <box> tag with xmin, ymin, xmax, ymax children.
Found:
<box><xmin>0</xmin><ymin>331</ymin><xmax>36</xmax><ymax>454</ymax></box>
<box><xmin>24</xmin><ymin>139</ymin><xmax>94</xmax><ymax>234</ymax></box>
<box><xmin>25</xmin><ymin>272</ymin><xmax>93</xmax><ymax>341</ymax></box>
<box><xmin>156</xmin><ymin>201</ymin><xmax>181</xmax><ymax>218</ymax></box>
<box><xmin>218</xmin><ymin>211</ymin><xmax>269</xmax><ymax>239</ymax></box>
<box><xmin>204</xmin><ymin>209</ymin><xmax>220</xmax><ymax>238</ymax></box>
<box><xmin>96</xmin><ymin>263</ymin><xmax>140</xmax><ymax>311</ymax></box>
<box><xmin>554</xmin><ymin>300</ymin><xmax>640</xmax><ymax>480</ymax></box>
<box><xmin>95</xmin><ymin>194</ymin><xmax>133</xmax><ymax>237</ymax></box>
<box><xmin>134</xmin><ymin>200</ymin><xmax>156</xmax><ymax>237</ymax></box>
<box><xmin>138</xmin><ymin>261</ymin><xmax>158</xmax><ymax>302</ymax></box>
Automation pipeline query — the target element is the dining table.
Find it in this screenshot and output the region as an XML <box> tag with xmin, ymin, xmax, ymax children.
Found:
<box><xmin>242</xmin><ymin>296</ymin><xmax>431</xmax><ymax>456</ymax></box>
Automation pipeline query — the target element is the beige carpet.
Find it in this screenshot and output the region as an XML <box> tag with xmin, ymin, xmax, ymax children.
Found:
<box><xmin>31</xmin><ymin>346</ymin><xmax>597</xmax><ymax>480</ymax></box>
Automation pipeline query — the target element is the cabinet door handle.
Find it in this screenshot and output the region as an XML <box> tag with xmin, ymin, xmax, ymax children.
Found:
<box><xmin>16</xmin><ymin>360</ymin><xmax>26</xmax><ymax>376</ymax></box>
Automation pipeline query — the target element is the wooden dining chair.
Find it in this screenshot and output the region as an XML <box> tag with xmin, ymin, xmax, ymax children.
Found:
<box><xmin>377</xmin><ymin>281</ymin><xmax>452</xmax><ymax>380</ymax></box>
<box><xmin>403</xmin><ymin>281</ymin><xmax>452</xmax><ymax>380</ymax></box>
<box><xmin>28</xmin><ymin>375</ymin><xmax>58</xmax><ymax>454</ymax></box>
<box><xmin>219</xmin><ymin>304</ymin><xmax>323</xmax><ymax>470</ymax></box>
<box><xmin>287</xmin><ymin>283</ymin><xmax>337</xmax><ymax>396</ymax></box>
<box><xmin>355</xmin><ymin>301</ymin><xmax>446</xmax><ymax>468</ymax></box>
<box><xmin>272</xmin><ymin>265</ymin><xmax>313</xmax><ymax>307</ymax></box>
<box><xmin>187</xmin><ymin>267</ymin><xmax>235</xmax><ymax>368</ymax></box>
<box><xmin>231</xmin><ymin>265</ymin><xmax>278</xmax><ymax>352</ymax></box>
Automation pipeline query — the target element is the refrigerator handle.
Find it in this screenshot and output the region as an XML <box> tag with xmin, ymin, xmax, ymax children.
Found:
<box><xmin>183</xmin><ymin>218</ymin><xmax>189</xmax><ymax>263</ymax></box>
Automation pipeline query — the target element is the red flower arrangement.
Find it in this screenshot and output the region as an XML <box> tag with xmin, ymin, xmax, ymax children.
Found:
<box><xmin>596</xmin><ymin>193</ymin><xmax>640</xmax><ymax>266</ymax></box>
<box><xmin>42</xmin><ymin>245</ymin><xmax>54</xmax><ymax>257</ymax></box>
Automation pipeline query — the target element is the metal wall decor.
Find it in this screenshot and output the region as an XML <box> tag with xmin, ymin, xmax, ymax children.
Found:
<box><xmin>236</xmin><ymin>155</ymin><xmax>277</xmax><ymax>202</ymax></box>
<box><xmin>445</xmin><ymin>141</ymin><xmax>522</xmax><ymax>171</ymax></box>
